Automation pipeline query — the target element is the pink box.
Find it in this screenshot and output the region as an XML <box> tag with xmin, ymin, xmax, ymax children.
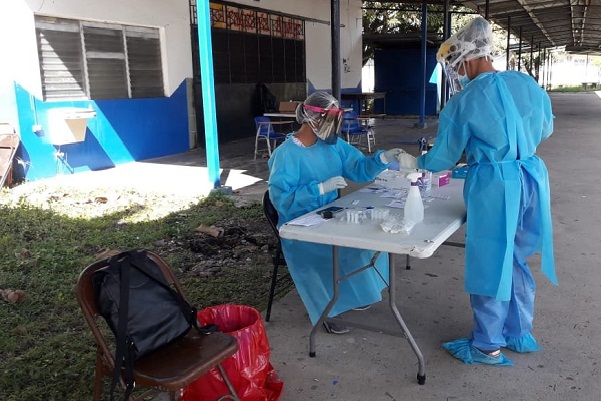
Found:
<box><xmin>433</xmin><ymin>171</ymin><xmax>451</xmax><ymax>187</ymax></box>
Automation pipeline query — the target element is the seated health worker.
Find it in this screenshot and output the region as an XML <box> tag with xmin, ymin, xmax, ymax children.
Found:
<box><xmin>397</xmin><ymin>17</ymin><xmax>558</xmax><ymax>365</ymax></box>
<box><xmin>268</xmin><ymin>91</ymin><xmax>402</xmax><ymax>334</ymax></box>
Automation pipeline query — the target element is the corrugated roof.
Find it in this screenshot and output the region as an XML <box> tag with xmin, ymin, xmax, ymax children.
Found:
<box><xmin>364</xmin><ymin>0</ymin><xmax>601</xmax><ymax>53</ymax></box>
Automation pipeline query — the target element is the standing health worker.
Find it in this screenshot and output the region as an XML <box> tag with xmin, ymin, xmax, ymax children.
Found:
<box><xmin>268</xmin><ymin>91</ymin><xmax>402</xmax><ymax>334</ymax></box>
<box><xmin>397</xmin><ymin>17</ymin><xmax>558</xmax><ymax>365</ymax></box>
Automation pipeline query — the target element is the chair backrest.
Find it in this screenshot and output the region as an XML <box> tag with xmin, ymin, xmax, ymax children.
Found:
<box><xmin>254</xmin><ymin>116</ymin><xmax>275</xmax><ymax>138</ymax></box>
<box><xmin>341</xmin><ymin>111</ymin><xmax>361</xmax><ymax>133</ymax></box>
<box><xmin>75</xmin><ymin>251</ymin><xmax>186</xmax><ymax>379</ymax></box>
<box><xmin>262</xmin><ymin>190</ymin><xmax>280</xmax><ymax>239</ymax></box>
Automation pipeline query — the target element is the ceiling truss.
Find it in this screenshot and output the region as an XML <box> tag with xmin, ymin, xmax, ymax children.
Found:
<box><xmin>363</xmin><ymin>0</ymin><xmax>601</xmax><ymax>53</ymax></box>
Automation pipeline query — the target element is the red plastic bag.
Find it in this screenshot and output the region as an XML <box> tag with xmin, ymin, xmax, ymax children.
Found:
<box><xmin>181</xmin><ymin>304</ymin><xmax>283</xmax><ymax>401</ymax></box>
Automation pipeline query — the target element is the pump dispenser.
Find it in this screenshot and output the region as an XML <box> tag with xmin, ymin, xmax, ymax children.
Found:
<box><xmin>405</xmin><ymin>172</ymin><xmax>424</xmax><ymax>223</ymax></box>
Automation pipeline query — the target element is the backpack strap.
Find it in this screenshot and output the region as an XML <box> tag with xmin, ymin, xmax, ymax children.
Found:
<box><xmin>108</xmin><ymin>252</ymin><xmax>134</xmax><ymax>401</ymax></box>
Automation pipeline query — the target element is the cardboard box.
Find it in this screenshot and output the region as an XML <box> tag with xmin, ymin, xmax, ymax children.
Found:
<box><xmin>278</xmin><ymin>101</ymin><xmax>302</xmax><ymax>113</ymax></box>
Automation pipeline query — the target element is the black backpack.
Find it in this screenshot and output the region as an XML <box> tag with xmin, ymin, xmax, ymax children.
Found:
<box><xmin>254</xmin><ymin>82</ymin><xmax>277</xmax><ymax>114</ymax></box>
<box><xmin>93</xmin><ymin>249</ymin><xmax>216</xmax><ymax>401</ymax></box>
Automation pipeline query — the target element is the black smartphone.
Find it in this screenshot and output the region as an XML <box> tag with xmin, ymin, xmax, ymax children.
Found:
<box><xmin>316</xmin><ymin>206</ymin><xmax>344</xmax><ymax>218</ymax></box>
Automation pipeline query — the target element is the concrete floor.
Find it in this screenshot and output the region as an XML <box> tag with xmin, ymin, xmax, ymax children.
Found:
<box><xmin>240</xmin><ymin>93</ymin><xmax>601</xmax><ymax>401</ymax></box>
<box><xmin>46</xmin><ymin>92</ymin><xmax>601</xmax><ymax>400</ymax></box>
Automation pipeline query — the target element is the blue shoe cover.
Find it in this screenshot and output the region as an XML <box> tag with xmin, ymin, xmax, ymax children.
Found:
<box><xmin>442</xmin><ymin>338</ymin><xmax>514</xmax><ymax>366</ymax></box>
<box><xmin>504</xmin><ymin>333</ymin><xmax>541</xmax><ymax>353</ymax></box>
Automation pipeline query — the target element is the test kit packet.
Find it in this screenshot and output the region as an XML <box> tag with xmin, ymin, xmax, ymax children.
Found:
<box><xmin>432</xmin><ymin>171</ymin><xmax>451</xmax><ymax>187</ymax></box>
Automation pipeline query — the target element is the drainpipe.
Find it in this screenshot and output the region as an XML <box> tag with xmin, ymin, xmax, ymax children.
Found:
<box><xmin>415</xmin><ymin>2</ymin><xmax>428</xmax><ymax>129</ymax></box>
<box><xmin>331</xmin><ymin>0</ymin><xmax>341</xmax><ymax>102</ymax></box>
<box><xmin>530</xmin><ymin>36</ymin><xmax>534</xmax><ymax>77</ymax></box>
<box><xmin>441</xmin><ymin>0</ymin><xmax>450</xmax><ymax>108</ymax></box>
<box><xmin>506</xmin><ymin>16</ymin><xmax>511</xmax><ymax>70</ymax></box>
<box><xmin>518</xmin><ymin>26</ymin><xmax>523</xmax><ymax>71</ymax></box>
<box><xmin>196</xmin><ymin>0</ymin><xmax>221</xmax><ymax>189</ymax></box>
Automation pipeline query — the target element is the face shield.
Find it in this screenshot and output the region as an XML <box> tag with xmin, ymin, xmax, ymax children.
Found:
<box><xmin>302</xmin><ymin>104</ymin><xmax>343</xmax><ymax>145</ymax></box>
<box><xmin>437</xmin><ymin>43</ymin><xmax>476</xmax><ymax>95</ymax></box>
<box><xmin>437</xmin><ymin>17</ymin><xmax>494</xmax><ymax>95</ymax></box>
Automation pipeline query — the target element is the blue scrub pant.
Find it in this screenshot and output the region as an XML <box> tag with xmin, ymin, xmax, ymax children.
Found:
<box><xmin>470</xmin><ymin>175</ymin><xmax>540</xmax><ymax>352</ymax></box>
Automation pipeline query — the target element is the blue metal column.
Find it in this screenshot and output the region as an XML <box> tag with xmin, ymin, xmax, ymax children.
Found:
<box><xmin>415</xmin><ymin>2</ymin><xmax>428</xmax><ymax>128</ymax></box>
<box><xmin>196</xmin><ymin>0</ymin><xmax>220</xmax><ymax>189</ymax></box>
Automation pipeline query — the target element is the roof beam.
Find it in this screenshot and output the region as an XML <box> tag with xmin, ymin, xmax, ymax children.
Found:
<box><xmin>515</xmin><ymin>0</ymin><xmax>556</xmax><ymax>45</ymax></box>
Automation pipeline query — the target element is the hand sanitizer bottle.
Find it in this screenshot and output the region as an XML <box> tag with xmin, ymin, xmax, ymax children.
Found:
<box><xmin>405</xmin><ymin>172</ymin><xmax>424</xmax><ymax>223</ymax></box>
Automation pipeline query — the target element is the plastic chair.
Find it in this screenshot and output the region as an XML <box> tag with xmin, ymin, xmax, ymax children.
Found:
<box><xmin>340</xmin><ymin>111</ymin><xmax>376</xmax><ymax>153</ymax></box>
<box><xmin>76</xmin><ymin>251</ymin><xmax>240</xmax><ymax>401</ymax></box>
<box><xmin>261</xmin><ymin>190</ymin><xmax>294</xmax><ymax>322</ymax></box>
<box><xmin>254</xmin><ymin>116</ymin><xmax>294</xmax><ymax>160</ymax></box>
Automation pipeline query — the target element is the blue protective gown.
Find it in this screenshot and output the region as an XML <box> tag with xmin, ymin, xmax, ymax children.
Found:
<box><xmin>418</xmin><ymin>71</ymin><xmax>558</xmax><ymax>351</ymax></box>
<box><xmin>268</xmin><ymin>136</ymin><xmax>390</xmax><ymax>324</ymax></box>
<box><xmin>418</xmin><ymin>70</ymin><xmax>557</xmax><ymax>299</ymax></box>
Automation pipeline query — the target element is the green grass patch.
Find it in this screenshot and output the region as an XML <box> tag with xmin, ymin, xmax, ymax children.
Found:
<box><xmin>0</xmin><ymin>184</ymin><xmax>278</xmax><ymax>400</ymax></box>
<box><xmin>547</xmin><ymin>84</ymin><xmax>600</xmax><ymax>93</ymax></box>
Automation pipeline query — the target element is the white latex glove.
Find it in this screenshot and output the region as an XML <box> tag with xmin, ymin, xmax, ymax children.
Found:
<box><xmin>397</xmin><ymin>150</ymin><xmax>418</xmax><ymax>170</ymax></box>
<box><xmin>318</xmin><ymin>176</ymin><xmax>348</xmax><ymax>195</ymax></box>
<box><xmin>380</xmin><ymin>148</ymin><xmax>403</xmax><ymax>164</ymax></box>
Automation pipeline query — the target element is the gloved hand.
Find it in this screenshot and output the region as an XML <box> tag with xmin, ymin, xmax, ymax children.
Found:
<box><xmin>398</xmin><ymin>150</ymin><xmax>418</xmax><ymax>170</ymax></box>
<box><xmin>318</xmin><ymin>176</ymin><xmax>348</xmax><ymax>195</ymax></box>
<box><xmin>380</xmin><ymin>148</ymin><xmax>403</xmax><ymax>164</ymax></box>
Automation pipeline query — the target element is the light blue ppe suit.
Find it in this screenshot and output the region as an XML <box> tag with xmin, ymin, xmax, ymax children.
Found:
<box><xmin>268</xmin><ymin>137</ymin><xmax>390</xmax><ymax>324</ymax></box>
<box><xmin>418</xmin><ymin>71</ymin><xmax>557</xmax><ymax>361</ymax></box>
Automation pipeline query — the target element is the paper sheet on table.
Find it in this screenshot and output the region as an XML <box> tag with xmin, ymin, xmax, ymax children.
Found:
<box><xmin>386</xmin><ymin>199</ymin><xmax>431</xmax><ymax>209</ymax></box>
<box><xmin>386</xmin><ymin>199</ymin><xmax>406</xmax><ymax>209</ymax></box>
<box><xmin>287</xmin><ymin>214</ymin><xmax>327</xmax><ymax>227</ymax></box>
<box><xmin>359</xmin><ymin>186</ymin><xmax>388</xmax><ymax>194</ymax></box>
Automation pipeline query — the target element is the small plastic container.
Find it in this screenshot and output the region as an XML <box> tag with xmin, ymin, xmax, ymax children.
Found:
<box><xmin>342</xmin><ymin>209</ymin><xmax>365</xmax><ymax>224</ymax></box>
<box><xmin>367</xmin><ymin>208</ymin><xmax>390</xmax><ymax>221</ymax></box>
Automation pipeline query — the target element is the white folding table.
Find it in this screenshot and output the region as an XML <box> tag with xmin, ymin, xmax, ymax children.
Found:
<box><xmin>278</xmin><ymin>175</ymin><xmax>466</xmax><ymax>385</ymax></box>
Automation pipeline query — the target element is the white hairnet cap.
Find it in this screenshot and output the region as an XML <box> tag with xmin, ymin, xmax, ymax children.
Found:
<box><xmin>296</xmin><ymin>91</ymin><xmax>339</xmax><ymax>125</ymax></box>
<box><xmin>437</xmin><ymin>17</ymin><xmax>493</xmax><ymax>67</ymax></box>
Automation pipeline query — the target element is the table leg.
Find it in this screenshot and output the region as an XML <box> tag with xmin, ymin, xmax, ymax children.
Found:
<box><xmin>309</xmin><ymin>249</ymin><xmax>426</xmax><ymax>385</ymax></box>
<box><xmin>389</xmin><ymin>253</ymin><xmax>426</xmax><ymax>385</ymax></box>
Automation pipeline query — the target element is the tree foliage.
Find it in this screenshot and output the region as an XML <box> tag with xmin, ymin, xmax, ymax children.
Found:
<box><xmin>362</xmin><ymin>3</ymin><xmax>490</xmax><ymax>65</ymax></box>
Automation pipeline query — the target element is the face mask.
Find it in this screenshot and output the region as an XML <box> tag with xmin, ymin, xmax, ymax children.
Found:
<box><xmin>458</xmin><ymin>74</ymin><xmax>471</xmax><ymax>89</ymax></box>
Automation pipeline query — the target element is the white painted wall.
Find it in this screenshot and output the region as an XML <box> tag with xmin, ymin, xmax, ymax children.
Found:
<box><xmin>3</xmin><ymin>0</ymin><xmax>363</xmax><ymax>99</ymax></box>
<box><xmin>0</xmin><ymin>1</ymin><xmax>40</xmax><ymax>124</ymax></box>
<box><xmin>4</xmin><ymin>0</ymin><xmax>192</xmax><ymax>98</ymax></box>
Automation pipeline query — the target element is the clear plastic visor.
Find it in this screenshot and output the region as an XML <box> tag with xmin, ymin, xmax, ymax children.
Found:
<box><xmin>303</xmin><ymin>104</ymin><xmax>343</xmax><ymax>144</ymax></box>
<box><xmin>443</xmin><ymin>60</ymin><xmax>467</xmax><ymax>95</ymax></box>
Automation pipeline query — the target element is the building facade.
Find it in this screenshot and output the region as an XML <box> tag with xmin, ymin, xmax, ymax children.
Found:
<box><xmin>0</xmin><ymin>0</ymin><xmax>364</xmax><ymax>181</ymax></box>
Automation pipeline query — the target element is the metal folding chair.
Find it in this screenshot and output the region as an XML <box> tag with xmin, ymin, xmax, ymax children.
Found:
<box><xmin>253</xmin><ymin>117</ymin><xmax>294</xmax><ymax>160</ymax></box>
<box><xmin>341</xmin><ymin>111</ymin><xmax>376</xmax><ymax>153</ymax></box>
<box><xmin>261</xmin><ymin>190</ymin><xmax>294</xmax><ymax>322</ymax></box>
<box><xmin>76</xmin><ymin>251</ymin><xmax>240</xmax><ymax>401</ymax></box>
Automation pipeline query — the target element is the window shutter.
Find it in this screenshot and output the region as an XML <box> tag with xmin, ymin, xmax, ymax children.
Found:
<box><xmin>83</xmin><ymin>23</ymin><xmax>128</xmax><ymax>99</ymax></box>
<box><xmin>35</xmin><ymin>17</ymin><xmax>87</xmax><ymax>100</ymax></box>
<box><xmin>126</xmin><ymin>26</ymin><xmax>164</xmax><ymax>98</ymax></box>
<box><xmin>34</xmin><ymin>16</ymin><xmax>164</xmax><ymax>101</ymax></box>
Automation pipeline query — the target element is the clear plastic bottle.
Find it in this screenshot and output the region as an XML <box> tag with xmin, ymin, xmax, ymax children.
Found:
<box><xmin>404</xmin><ymin>173</ymin><xmax>424</xmax><ymax>223</ymax></box>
